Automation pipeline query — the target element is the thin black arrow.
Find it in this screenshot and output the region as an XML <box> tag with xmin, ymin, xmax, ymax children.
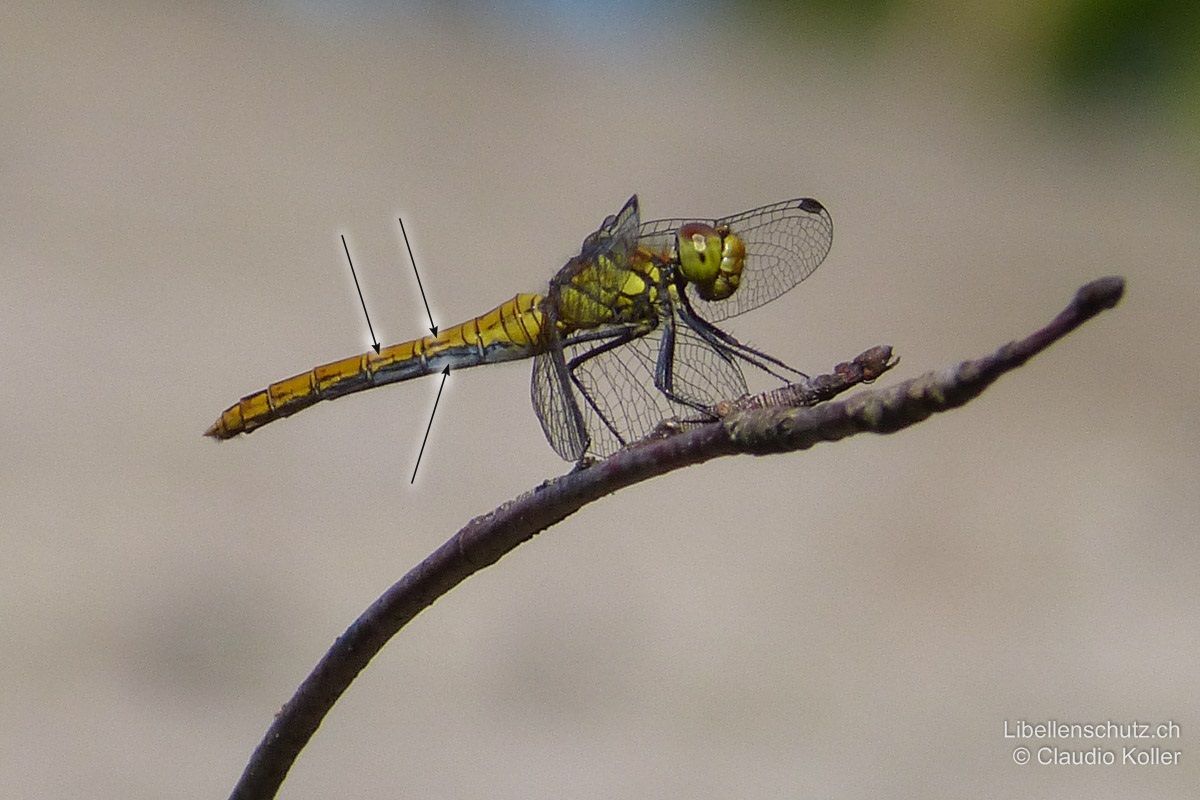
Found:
<box><xmin>341</xmin><ymin>234</ymin><xmax>380</xmax><ymax>354</ymax></box>
<box><xmin>410</xmin><ymin>366</ymin><xmax>450</xmax><ymax>483</ymax></box>
<box><xmin>397</xmin><ymin>216</ymin><xmax>437</xmax><ymax>335</ymax></box>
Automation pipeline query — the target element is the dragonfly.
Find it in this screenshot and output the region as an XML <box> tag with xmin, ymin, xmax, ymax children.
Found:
<box><xmin>206</xmin><ymin>195</ymin><xmax>833</xmax><ymax>461</ymax></box>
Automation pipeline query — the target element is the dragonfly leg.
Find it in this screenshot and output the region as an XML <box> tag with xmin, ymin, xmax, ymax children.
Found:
<box><xmin>676</xmin><ymin>296</ymin><xmax>809</xmax><ymax>381</ymax></box>
<box><xmin>561</xmin><ymin>322</ymin><xmax>656</xmax><ymax>448</ymax></box>
<box><xmin>652</xmin><ymin>313</ymin><xmax>720</xmax><ymax>418</ymax></box>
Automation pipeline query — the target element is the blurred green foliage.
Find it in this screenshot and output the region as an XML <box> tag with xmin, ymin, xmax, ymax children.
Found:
<box><xmin>738</xmin><ymin>0</ymin><xmax>1198</xmax><ymax>139</ymax></box>
<box><xmin>1043</xmin><ymin>0</ymin><xmax>1200</xmax><ymax>106</ymax></box>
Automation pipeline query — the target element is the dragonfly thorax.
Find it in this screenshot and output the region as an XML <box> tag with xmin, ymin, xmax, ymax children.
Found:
<box><xmin>550</xmin><ymin>250</ymin><xmax>663</xmax><ymax>332</ymax></box>
<box><xmin>676</xmin><ymin>223</ymin><xmax>745</xmax><ymax>301</ymax></box>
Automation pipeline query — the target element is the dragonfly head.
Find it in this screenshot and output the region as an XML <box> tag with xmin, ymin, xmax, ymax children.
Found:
<box><xmin>676</xmin><ymin>223</ymin><xmax>745</xmax><ymax>301</ymax></box>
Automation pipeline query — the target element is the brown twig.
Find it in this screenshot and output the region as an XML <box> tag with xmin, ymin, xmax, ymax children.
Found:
<box><xmin>228</xmin><ymin>276</ymin><xmax>1124</xmax><ymax>800</ymax></box>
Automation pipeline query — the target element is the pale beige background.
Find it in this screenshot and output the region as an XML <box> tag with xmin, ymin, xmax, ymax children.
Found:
<box><xmin>2</xmin><ymin>3</ymin><xmax>1197</xmax><ymax>798</ymax></box>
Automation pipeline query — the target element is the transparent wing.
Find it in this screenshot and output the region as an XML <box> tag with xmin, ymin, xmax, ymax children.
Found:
<box><xmin>638</xmin><ymin>197</ymin><xmax>832</xmax><ymax>323</ymax></box>
<box><xmin>561</xmin><ymin>318</ymin><xmax>748</xmax><ymax>459</ymax></box>
<box><xmin>531</xmin><ymin>348</ymin><xmax>588</xmax><ymax>462</ymax></box>
<box><xmin>578</xmin><ymin>194</ymin><xmax>641</xmax><ymax>265</ymax></box>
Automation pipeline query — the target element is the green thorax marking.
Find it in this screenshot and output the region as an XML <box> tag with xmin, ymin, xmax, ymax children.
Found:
<box><xmin>553</xmin><ymin>245</ymin><xmax>668</xmax><ymax>332</ymax></box>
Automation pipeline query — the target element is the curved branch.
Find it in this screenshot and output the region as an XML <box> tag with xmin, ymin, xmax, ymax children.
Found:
<box><xmin>228</xmin><ymin>276</ymin><xmax>1124</xmax><ymax>800</ymax></box>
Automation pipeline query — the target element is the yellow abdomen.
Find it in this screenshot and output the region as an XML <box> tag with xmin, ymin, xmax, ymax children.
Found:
<box><xmin>206</xmin><ymin>293</ymin><xmax>546</xmax><ymax>439</ymax></box>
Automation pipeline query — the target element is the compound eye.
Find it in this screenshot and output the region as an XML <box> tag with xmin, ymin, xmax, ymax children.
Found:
<box><xmin>676</xmin><ymin>222</ymin><xmax>723</xmax><ymax>286</ymax></box>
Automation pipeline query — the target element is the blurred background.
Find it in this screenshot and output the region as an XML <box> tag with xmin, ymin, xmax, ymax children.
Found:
<box><xmin>2</xmin><ymin>1</ymin><xmax>1197</xmax><ymax>798</ymax></box>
